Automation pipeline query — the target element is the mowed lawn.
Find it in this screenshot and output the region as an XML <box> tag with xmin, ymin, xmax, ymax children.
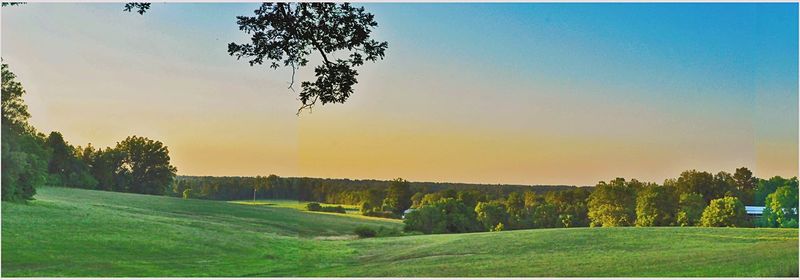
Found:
<box><xmin>323</xmin><ymin>227</ymin><xmax>799</xmax><ymax>277</ymax></box>
<box><xmin>2</xmin><ymin>187</ymin><xmax>798</xmax><ymax>277</ymax></box>
<box><xmin>2</xmin><ymin>187</ymin><xmax>401</xmax><ymax>277</ymax></box>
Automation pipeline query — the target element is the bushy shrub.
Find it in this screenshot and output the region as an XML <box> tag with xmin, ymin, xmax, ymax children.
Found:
<box><xmin>306</xmin><ymin>202</ymin><xmax>322</xmax><ymax>211</ymax></box>
<box><xmin>700</xmin><ymin>196</ymin><xmax>747</xmax><ymax>227</ymax></box>
<box><xmin>403</xmin><ymin>205</ymin><xmax>447</xmax><ymax>234</ymax></box>
<box><xmin>530</xmin><ymin>203</ymin><xmax>560</xmax><ymax>228</ymax></box>
<box><xmin>492</xmin><ymin>222</ymin><xmax>504</xmax><ymax>232</ymax></box>
<box><xmin>354</xmin><ymin>226</ymin><xmax>377</xmax><ymax>238</ymax></box>
<box><xmin>364</xmin><ymin>210</ymin><xmax>397</xmax><ymax>218</ymax></box>
<box><xmin>1</xmin><ymin>124</ymin><xmax>49</xmax><ymax>202</ymax></box>
<box><xmin>559</xmin><ymin>214</ymin><xmax>573</xmax><ymax>228</ymax></box>
<box><xmin>320</xmin><ymin>205</ymin><xmax>346</xmax><ymax>213</ymax></box>
<box><xmin>375</xmin><ymin>226</ymin><xmax>401</xmax><ymax>237</ymax></box>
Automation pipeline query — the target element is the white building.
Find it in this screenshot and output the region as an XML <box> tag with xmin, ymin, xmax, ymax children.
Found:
<box><xmin>402</xmin><ymin>208</ymin><xmax>416</xmax><ymax>219</ymax></box>
<box><xmin>744</xmin><ymin>206</ymin><xmax>766</xmax><ymax>224</ymax></box>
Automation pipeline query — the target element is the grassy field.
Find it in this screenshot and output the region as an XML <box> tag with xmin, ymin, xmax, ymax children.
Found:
<box><xmin>229</xmin><ymin>199</ymin><xmax>397</xmax><ymax>223</ymax></box>
<box><xmin>2</xmin><ymin>187</ymin><xmax>798</xmax><ymax>277</ymax></box>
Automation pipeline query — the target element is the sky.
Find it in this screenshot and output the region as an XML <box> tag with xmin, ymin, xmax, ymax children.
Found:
<box><xmin>1</xmin><ymin>3</ymin><xmax>797</xmax><ymax>186</ymax></box>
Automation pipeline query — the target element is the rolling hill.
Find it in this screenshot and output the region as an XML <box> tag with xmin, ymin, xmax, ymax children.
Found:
<box><xmin>2</xmin><ymin>187</ymin><xmax>797</xmax><ymax>277</ymax></box>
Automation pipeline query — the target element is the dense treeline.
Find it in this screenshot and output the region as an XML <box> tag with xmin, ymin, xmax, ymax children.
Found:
<box><xmin>1</xmin><ymin>62</ymin><xmax>177</xmax><ymax>201</ymax></box>
<box><xmin>173</xmin><ymin>168</ymin><xmax>796</xmax><ymax>233</ymax></box>
<box><xmin>404</xmin><ymin>169</ymin><xmax>798</xmax><ymax>234</ymax></box>
<box><xmin>171</xmin><ymin>175</ymin><xmax>575</xmax><ymax>204</ymax></box>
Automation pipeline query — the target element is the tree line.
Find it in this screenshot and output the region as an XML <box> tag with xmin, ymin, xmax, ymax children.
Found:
<box><xmin>2</xmin><ymin>63</ymin><xmax>177</xmax><ymax>201</ymax></box>
<box><xmin>170</xmin><ymin>175</ymin><xmax>573</xmax><ymax>205</ymax></box>
<box><xmin>403</xmin><ymin>169</ymin><xmax>798</xmax><ymax>234</ymax></box>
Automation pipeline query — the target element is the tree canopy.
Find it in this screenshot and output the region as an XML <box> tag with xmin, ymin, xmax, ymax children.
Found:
<box><xmin>116</xmin><ymin>136</ymin><xmax>178</xmax><ymax>195</ymax></box>
<box><xmin>1</xmin><ymin>63</ymin><xmax>48</xmax><ymax>201</ymax></box>
<box><xmin>123</xmin><ymin>2</ymin><xmax>150</xmax><ymax>15</ymax></box>
<box><xmin>763</xmin><ymin>185</ymin><xmax>799</xmax><ymax>228</ymax></box>
<box><xmin>2</xmin><ymin>63</ymin><xmax>31</xmax><ymax>128</ymax></box>
<box><xmin>587</xmin><ymin>178</ymin><xmax>639</xmax><ymax>227</ymax></box>
<box><xmin>228</xmin><ymin>3</ymin><xmax>388</xmax><ymax>113</ymax></box>
<box><xmin>700</xmin><ymin>196</ymin><xmax>747</xmax><ymax>227</ymax></box>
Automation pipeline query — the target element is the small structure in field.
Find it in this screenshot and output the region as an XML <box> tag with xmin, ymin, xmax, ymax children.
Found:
<box><xmin>402</xmin><ymin>208</ymin><xmax>416</xmax><ymax>219</ymax></box>
<box><xmin>745</xmin><ymin>206</ymin><xmax>765</xmax><ymax>222</ymax></box>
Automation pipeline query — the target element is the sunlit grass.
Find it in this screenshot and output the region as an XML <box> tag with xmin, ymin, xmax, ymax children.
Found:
<box><xmin>229</xmin><ymin>199</ymin><xmax>398</xmax><ymax>222</ymax></box>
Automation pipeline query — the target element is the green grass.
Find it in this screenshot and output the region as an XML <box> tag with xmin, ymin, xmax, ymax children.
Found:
<box><xmin>229</xmin><ymin>199</ymin><xmax>395</xmax><ymax>223</ymax></box>
<box><xmin>3</xmin><ymin>187</ymin><xmax>798</xmax><ymax>277</ymax></box>
<box><xmin>231</xmin><ymin>199</ymin><xmax>360</xmax><ymax>212</ymax></box>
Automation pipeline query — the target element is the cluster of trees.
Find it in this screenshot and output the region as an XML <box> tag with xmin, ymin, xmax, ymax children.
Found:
<box><xmin>359</xmin><ymin>178</ymin><xmax>412</xmax><ymax>218</ymax></box>
<box><xmin>1</xmin><ymin>63</ymin><xmax>177</xmax><ymax>201</ymax></box>
<box><xmin>404</xmin><ymin>169</ymin><xmax>798</xmax><ymax>234</ymax></box>
<box><xmin>587</xmin><ymin>171</ymin><xmax>797</xmax><ymax>228</ymax></box>
<box><xmin>47</xmin><ymin>134</ymin><xmax>178</xmax><ymax>195</ymax></box>
<box><xmin>404</xmin><ymin>187</ymin><xmax>591</xmax><ymax>234</ymax></box>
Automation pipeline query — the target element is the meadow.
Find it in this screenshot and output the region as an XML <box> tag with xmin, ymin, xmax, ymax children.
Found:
<box><xmin>2</xmin><ymin>187</ymin><xmax>797</xmax><ymax>277</ymax></box>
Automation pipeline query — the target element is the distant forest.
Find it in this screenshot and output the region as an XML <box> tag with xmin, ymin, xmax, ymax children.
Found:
<box><xmin>171</xmin><ymin>175</ymin><xmax>579</xmax><ymax>204</ymax></box>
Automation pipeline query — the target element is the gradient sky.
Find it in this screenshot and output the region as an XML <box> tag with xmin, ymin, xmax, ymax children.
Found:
<box><xmin>1</xmin><ymin>3</ymin><xmax>797</xmax><ymax>186</ymax></box>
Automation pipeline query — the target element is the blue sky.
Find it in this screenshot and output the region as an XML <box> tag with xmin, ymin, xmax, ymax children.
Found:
<box><xmin>2</xmin><ymin>3</ymin><xmax>797</xmax><ymax>185</ymax></box>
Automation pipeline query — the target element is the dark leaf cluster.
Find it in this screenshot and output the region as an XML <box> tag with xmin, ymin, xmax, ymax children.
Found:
<box><xmin>228</xmin><ymin>3</ymin><xmax>388</xmax><ymax>113</ymax></box>
<box><xmin>123</xmin><ymin>2</ymin><xmax>150</xmax><ymax>15</ymax></box>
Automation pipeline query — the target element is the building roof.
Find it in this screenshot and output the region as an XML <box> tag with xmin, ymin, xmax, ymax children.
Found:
<box><xmin>745</xmin><ymin>206</ymin><xmax>765</xmax><ymax>215</ymax></box>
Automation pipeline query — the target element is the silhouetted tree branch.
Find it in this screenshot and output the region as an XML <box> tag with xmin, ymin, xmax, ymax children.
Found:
<box><xmin>228</xmin><ymin>3</ymin><xmax>388</xmax><ymax>114</ymax></box>
<box><xmin>123</xmin><ymin>2</ymin><xmax>150</xmax><ymax>15</ymax></box>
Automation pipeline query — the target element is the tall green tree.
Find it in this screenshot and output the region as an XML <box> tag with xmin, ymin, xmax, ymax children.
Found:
<box><xmin>733</xmin><ymin>167</ymin><xmax>758</xmax><ymax>205</ymax></box>
<box><xmin>385</xmin><ymin>178</ymin><xmax>412</xmax><ymax>215</ymax></box>
<box><xmin>45</xmin><ymin>132</ymin><xmax>97</xmax><ymax>188</ymax></box>
<box><xmin>410</xmin><ymin>192</ymin><xmax>425</xmax><ymax>209</ymax></box>
<box><xmin>545</xmin><ymin>188</ymin><xmax>591</xmax><ymax>227</ymax></box>
<box><xmin>457</xmin><ymin>190</ymin><xmax>484</xmax><ymax>209</ymax></box>
<box><xmin>712</xmin><ymin>171</ymin><xmax>736</xmax><ymax>199</ymax></box>
<box><xmin>700</xmin><ymin>196</ymin><xmax>747</xmax><ymax>227</ymax></box>
<box><xmin>403</xmin><ymin>204</ymin><xmax>447</xmax><ymax>234</ymax></box>
<box><xmin>673</xmin><ymin>170</ymin><xmax>716</xmax><ymax>203</ymax></box>
<box><xmin>1</xmin><ymin>63</ymin><xmax>49</xmax><ymax>201</ymax></box>
<box><xmin>505</xmin><ymin>192</ymin><xmax>526</xmax><ymax>228</ymax></box>
<box><xmin>675</xmin><ymin>192</ymin><xmax>706</xmax><ymax>226</ymax></box>
<box><xmin>587</xmin><ymin>178</ymin><xmax>638</xmax><ymax>227</ymax></box>
<box><xmin>762</xmin><ymin>185</ymin><xmax>799</xmax><ymax>228</ymax></box>
<box><xmin>84</xmin><ymin>146</ymin><xmax>129</xmax><ymax>192</ymax></box>
<box><xmin>529</xmin><ymin>202</ymin><xmax>560</xmax><ymax>228</ymax></box>
<box><xmin>2</xmin><ymin>63</ymin><xmax>30</xmax><ymax>128</ymax></box>
<box><xmin>635</xmin><ymin>184</ymin><xmax>678</xmax><ymax>226</ymax></box>
<box><xmin>475</xmin><ymin>201</ymin><xmax>508</xmax><ymax>231</ymax></box>
<box><xmin>754</xmin><ymin>176</ymin><xmax>798</xmax><ymax>207</ymax></box>
<box><xmin>115</xmin><ymin>136</ymin><xmax>177</xmax><ymax>195</ymax></box>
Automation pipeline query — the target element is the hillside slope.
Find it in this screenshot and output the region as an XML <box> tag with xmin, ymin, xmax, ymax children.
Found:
<box><xmin>1</xmin><ymin>187</ymin><xmax>399</xmax><ymax>276</ymax></box>
<box><xmin>2</xmin><ymin>187</ymin><xmax>797</xmax><ymax>277</ymax></box>
<box><xmin>323</xmin><ymin>226</ymin><xmax>798</xmax><ymax>277</ymax></box>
